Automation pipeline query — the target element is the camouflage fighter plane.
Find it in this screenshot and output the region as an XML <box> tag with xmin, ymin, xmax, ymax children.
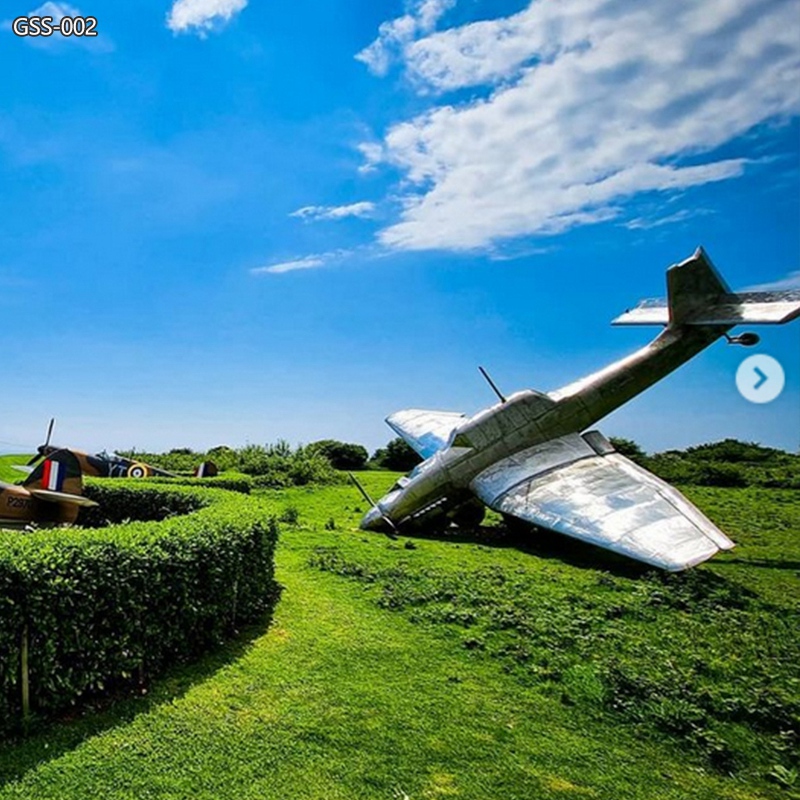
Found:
<box><xmin>24</xmin><ymin>419</ymin><xmax>218</xmax><ymax>479</ymax></box>
<box><xmin>356</xmin><ymin>248</ymin><xmax>800</xmax><ymax>572</ymax></box>
<box><xmin>0</xmin><ymin>449</ymin><xmax>98</xmax><ymax>530</ymax></box>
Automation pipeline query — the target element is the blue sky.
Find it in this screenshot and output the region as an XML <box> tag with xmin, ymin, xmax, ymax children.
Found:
<box><xmin>1</xmin><ymin>0</ymin><xmax>798</xmax><ymax>456</ymax></box>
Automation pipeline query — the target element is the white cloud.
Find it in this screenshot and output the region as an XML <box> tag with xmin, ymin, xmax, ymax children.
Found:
<box><xmin>356</xmin><ymin>142</ymin><xmax>384</xmax><ymax>174</ymax></box>
<box><xmin>167</xmin><ymin>0</ymin><xmax>247</xmax><ymax>35</ymax></box>
<box><xmin>356</xmin><ymin>0</ymin><xmax>455</xmax><ymax>76</ymax></box>
<box><xmin>290</xmin><ymin>202</ymin><xmax>375</xmax><ymax>221</ymax></box>
<box><xmin>250</xmin><ymin>248</ymin><xmax>360</xmax><ymax>275</ymax></box>
<box><xmin>745</xmin><ymin>271</ymin><xmax>800</xmax><ymax>291</ymax></box>
<box><xmin>251</xmin><ymin>256</ymin><xmax>326</xmax><ymax>275</ymax></box>
<box><xmin>359</xmin><ymin>0</ymin><xmax>800</xmax><ymax>251</ymax></box>
<box><xmin>624</xmin><ymin>208</ymin><xmax>713</xmax><ymax>231</ymax></box>
<box><xmin>30</xmin><ymin>2</ymin><xmax>79</xmax><ymax>20</ymax></box>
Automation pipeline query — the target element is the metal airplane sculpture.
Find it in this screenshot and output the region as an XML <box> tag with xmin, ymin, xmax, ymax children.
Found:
<box><xmin>356</xmin><ymin>248</ymin><xmax>800</xmax><ymax>571</ymax></box>
<box><xmin>1</xmin><ymin>449</ymin><xmax>98</xmax><ymax>530</ymax></box>
<box><xmin>24</xmin><ymin>419</ymin><xmax>218</xmax><ymax>479</ymax></box>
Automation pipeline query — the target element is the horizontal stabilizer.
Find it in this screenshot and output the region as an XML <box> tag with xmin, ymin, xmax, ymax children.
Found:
<box><xmin>614</xmin><ymin>290</ymin><xmax>800</xmax><ymax>326</ymax></box>
<box><xmin>386</xmin><ymin>409</ymin><xmax>468</xmax><ymax>459</ymax></box>
<box><xmin>614</xmin><ymin>247</ymin><xmax>800</xmax><ymax>327</ymax></box>
<box><xmin>29</xmin><ymin>489</ymin><xmax>98</xmax><ymax>507</ymax></box>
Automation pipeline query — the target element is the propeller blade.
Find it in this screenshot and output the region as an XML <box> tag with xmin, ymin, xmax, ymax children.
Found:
<box><xmin>26</xmin><ymin>417</ymin><xmax>57</xmax><ymax>465</ymax></box>
<box><xmin>348</xmin><ymin>473</ymin><xmax>399</xmax><ymax>540</ymax></box>
<box><xmin>349</xmin><ymin>472</ymin><xmax>376</xmax><ymax>506</ymax></box>
<box><xmin>45</xmin><ymin>418</ymin><xmax>55</xmax><ymax>448</ymax></box>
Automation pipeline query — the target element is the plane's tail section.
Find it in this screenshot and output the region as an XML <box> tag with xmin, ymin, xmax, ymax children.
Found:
<box><xmin>613</xmin><ymin>247</ymin><xmax>800</xmax><ymax>328</ymax></box>
<box><xmin>23</xmin><ymin>449</ymin><xmax>98</xmax><ymax>508</ymax></box>
<box><xmin>194</xmin><ymin>461</ymin><xmax>218</xmax><ymax>478</ymax></box>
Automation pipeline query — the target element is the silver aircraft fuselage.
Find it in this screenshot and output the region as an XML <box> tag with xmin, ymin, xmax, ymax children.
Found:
<box><xmin>362</xmin><ymin>324</ymin><xmax>727</xmax><ymax>531</ymax></box>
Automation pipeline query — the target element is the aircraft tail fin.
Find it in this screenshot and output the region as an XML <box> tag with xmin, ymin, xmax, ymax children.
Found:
<box><xmin>613</xmin><ymin>247</ymin><xmax>800</xmax><ymax>328</ymax></box>
<box><xmin>666</xmin><ymin>247</ymin><xmax>730</xmax><ymax>326</ymax></box>
<box><xmin>194</xmin><ymin>461</ymin><xmax>218</xmax><ymax>478</ymax></box>
<box><xmin>24</xmin><ymin>450</ymin><xmax>98</xmax><ymax>513</ymax></box>
<box><xmin>23</xmin><ymin>449</ymin><xmax>91</xmax><ymax>503</ymax></box>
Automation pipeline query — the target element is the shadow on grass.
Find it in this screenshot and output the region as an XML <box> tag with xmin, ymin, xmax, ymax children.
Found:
<box><xmin>716</xmin><ymin>557</ymin><xmax>800</xmax><ymax>571</ymax></box>
<box><xmin>0</xmin><ymin>590</ymin><xmax>281</xmax><ymax>789</ymax></box>
<box><xmin>399</xmin><ymin>522</ymin><xmax>653</xmax><ymax>579</ymax></box>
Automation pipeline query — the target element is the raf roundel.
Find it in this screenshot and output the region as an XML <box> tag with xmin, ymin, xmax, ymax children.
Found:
<box><xmin>127</xmin><ymin>463</ymin><xmax>151</xmax><ymax>479</ymax></box>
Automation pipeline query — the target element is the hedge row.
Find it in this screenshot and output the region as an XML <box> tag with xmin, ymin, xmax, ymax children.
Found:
<box><xmin>144</xmin><ymin>473</ymin><xmax>254</xmax><ymax>494</ymax></box>
<box><xmin>0</xmin><ymin>482</ymin><xmax>279</xmax><ymax>736</ymax></box>
<box><xmin>79</xmin><ymin>481</ymin><xmax>210</xmax><ymax>526</ymax></box>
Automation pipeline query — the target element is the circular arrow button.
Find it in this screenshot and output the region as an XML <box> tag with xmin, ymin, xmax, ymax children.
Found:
<box><xmin>736</xmin><ymin>354</ymin><xmax>785</xmax><ymax>404</ymax></box>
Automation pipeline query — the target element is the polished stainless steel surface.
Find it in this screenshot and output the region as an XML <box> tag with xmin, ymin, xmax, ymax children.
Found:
<box><xmin>386</xmin><ymin>409</ymin><xmax>467</xmax><ymax>459</ymax></box>
<box><xmin>360</xmin><ymin>248</ymin><xmax>798</xmax><ymax>571</ymax></box>
<box><xmin>471</xmin><ymin>434</ymin><xmax>733</xmax><ymax>571</ymax></box>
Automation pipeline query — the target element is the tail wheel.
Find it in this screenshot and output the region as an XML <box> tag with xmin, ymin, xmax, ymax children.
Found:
<box><xmin>127</xmin><ymin>463</ymin><xmax>151</xmax><ymax>479</ymax></box>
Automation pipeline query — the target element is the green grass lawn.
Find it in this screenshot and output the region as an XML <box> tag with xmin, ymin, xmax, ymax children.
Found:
<box><xmin>0</xmin><ymin>473</ymin><xmax>797</xmax><ymax>799</ymax></box>
<box><xmin>0</xmin><ymin>455</ymin><xmax>30</xmax><ymax>485</ymax></box>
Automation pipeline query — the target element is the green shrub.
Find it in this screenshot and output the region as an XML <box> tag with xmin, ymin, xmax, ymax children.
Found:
<box><xmin>279</xmin><ymin>506</ymin><xmax>300</xmax><ymax>525</ymax></box>
<box><xmin>643</xmin><ymin>440</ymin><xmax>800</xmax><ymax>489</ymax></box>
<box><xmin>371</xmin><ymin>438</ymin><xmax>422</xmax><ymax>472</ymax></box>
<box><xmin>608</xmin><ymin>437</ymin><xmax>648</xmax><ymax>465</ymax></box>
<box><xmin>0</xmin><ymin>482</ymin><xmax>279</xmax><ymax>736</ymax></box>
<box><xmin>307</xmin><ymin>440</ymin><xmax>369</xmax><ymax>471</ymax></box>
<box><xmin>115</xmin><ymin>441</ymin><xmax>341</xmax><ymax>485</ymax></box>
<box><xmin>145</xmin><ymin>473</ymin><xmax>254</xmax><ymax>494</ymax></box>
<box><xmin>80</xmin><ymin>482</ymin><xmax>209</xmax><ymax>526</ymax></box>
<box><xmin>683</xmin><ymin>439</ymin><xmax>788</xmax><ymax>463</ymax></box>
<box><xmin>693</xmin><ymin>462</ymin><xmax>749</xmax><ymax>488</ymax></box>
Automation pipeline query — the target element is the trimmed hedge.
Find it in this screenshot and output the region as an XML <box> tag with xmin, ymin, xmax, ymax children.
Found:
<box><xmin>144</xmin><ymin>473</ymin><xmax>254</xmax><ymax>494</ymax></box>
<box><xmin>80</xmin><ymin>482</ymin><xmax>210</xmax><ymax>527</ymax></box>
<box><xmin>0</xmin><ymin>481</ymin><xmax>279</xmax><ymax>736</ymax></box>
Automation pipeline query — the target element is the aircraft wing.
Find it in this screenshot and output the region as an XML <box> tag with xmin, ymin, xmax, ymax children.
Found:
<box><xmin>28</xmin><ymin>489</ymin><xmax>99</xmax><ymax>507</ymax></box>
<box><xmin>386</xmin><ymin>409</ymin><xmax>468</xmax><ymax>459</ymax></box>
<box><xmin>470</xmin><ymin>432</ymin><xmax>734</xmax><ymax>571</ymax></box>
<box><xmin>150</xmin><ymin>466</ymin><xmax>177</xmax><ymax>477</ymax></box>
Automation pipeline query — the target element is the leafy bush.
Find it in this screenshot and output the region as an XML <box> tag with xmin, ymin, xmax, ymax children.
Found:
<box><xmin>683</xmin><ymin>439</ymin><xmax>790</xmax><ymax>464</ymax></box>
<box><xmin>238</xmin><ymin>445</ymin><xmax>339</xmax><ymax>488</ymax></box>
<box><xmin>646</xmin><ymin>452</ymin><xmax>799</xmax><ymax>489</ymax></box>
<box><xmin>608</xmin><ymin>437</ymin><xmax>647</xmax><ymax>465</ymax></box>
<box><xmin>145</xmin><ymin>473</ymin><xmax>253</xmax><ymax>494</ymax></box>
<box><xmin>308</xmin><ymin>440</ymin><xmax>369</xmax><ymax>471</ymax></box>
<box><xmin>0</xmin><ymin>482</ymin><xmax>279</xmax><ymax>736</ymax></box>
<box><xmin>80</xmin><ymin>482</ymin><xmax>209</xmax><ymax>526</ymax></box>
<box><xmin>693</xmin><ymin>462</ymin><xmax>749</xmax><ymax>487</ymax></box>
<box><xmin>371</xmin><ymin>438</ymin><xmax>423</xmax><ymax>472</ymax></box>
<box><xmin>116</xmin><ymin>441</ymin><xmax>339</xmax><ymax>486</ymax></box>
<box><xmin>115</xmin><ymin>448</ymin><xmax>226</xmax><ymax>474</ymax></box>
<box><xmin>279</xmin><ymin>506</ymin><xmax>300</xmax><ymax>525</ymax></box>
